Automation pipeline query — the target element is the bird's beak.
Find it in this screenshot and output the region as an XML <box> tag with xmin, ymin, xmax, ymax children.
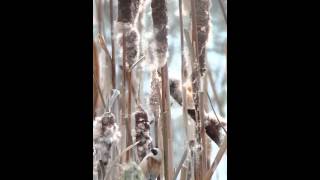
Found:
<box><xmin>151</xmin><ymin>148</ymin><xmax>158</xmax><ymax>155</ymax></box>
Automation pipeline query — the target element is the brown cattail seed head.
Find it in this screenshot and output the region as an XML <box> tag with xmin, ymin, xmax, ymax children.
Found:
<box><xmin>196</xmin><ymin>0</ymin><xmax>210</xmax><ymax>76</ymax></box>
<box><xmin>134</xmin><ymin>106</ymin><xmax>152</xmax><ymax>161</ymax></box>
<box><xmin>151</xmin><ymin>0</ymin><xmax>168</xmax><ymax>67</ymax></box>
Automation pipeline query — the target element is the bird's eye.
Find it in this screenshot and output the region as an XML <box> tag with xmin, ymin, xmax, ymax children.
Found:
<box><xmin>151</xmin><ymin>148</ymin><xmax>158</xmax><ymax>155</ymax></box>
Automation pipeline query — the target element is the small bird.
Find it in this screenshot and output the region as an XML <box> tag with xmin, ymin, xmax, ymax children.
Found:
<box><xmin>139</xmin><ymin>148</ymin><xmax>162</xmax><ymax>180</ymax></box>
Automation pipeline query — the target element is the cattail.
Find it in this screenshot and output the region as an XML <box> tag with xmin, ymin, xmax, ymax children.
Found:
<box><xmin>151</xmin><ymin>1</ymin><xmax>174</xmax><ymax>179</ymax></box>
<box><xmin>149</xmin><ymin>71</ymin><xmax>161</xmax><ymax>117</ymax></box>
<box><xmin>118</xmin><ymin>0</ymin><xmax>141</xmax><ymax>24</ymax></box>
<box><xmin>118</xmin><ymin>0</ymin><xmax>144</xmax><ymax>67</ymax></box>
<box><xmin>93</xmin><ymin>41</ymin><xmax>99</xmax><ymax>115</ymax></box>
<box><xmin>151</xmin><ymin>0</ymin><xmax>168</xmax><ymax>67</ymax></box>
<box><xmin>196</xmin><ymin>0</ymin><xmax>210</xmax><ymax>76</ymax></box>
<box><xmin>121</xmin><ymin>162</ymin><xmax>145</xmax><ymax>180</ymax></box>
<box><xmin>134</xmin><ymin>106</ymin><xmax>152</xmax><ymax>161</ymax></box>
<box><xmin>204</xmin><ymin>112</ymin><xmax>226</xmax><ymax>146</ymax></box>
<box><xmin>93</xmin><ymin>112</ymin><xmax>121</xmax><ymax>170</ymax></box>
<box><xmin>125</xmin><ymin>29</ymin><xmax>140</xmax><ymax>66</ymax></box>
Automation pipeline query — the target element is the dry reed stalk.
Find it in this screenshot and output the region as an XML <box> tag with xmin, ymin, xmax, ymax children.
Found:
<box><xmin>93</xmin><ymin>41</ymin><xmax>99</xmax><ymax>115</ymax></box>
<box><xmin>188</xmin><ymin>140</ymin><xmax>198</xmax><ymax>180</ymax></box>
<box><xmin>179</xmin><ymin>0</ymin><xmax>190</xmax><ymax>139</ymax></box>
<box><xmin>151</xmin><ymin>0</ymin><xmax>173</xmax><ymax>179</ymax></box>
<box><xmin>205</xmin><ymin>136</ymin><xmax>227</xmax><ymax>180</ymax></box>
<box><xmin>199</xmin><ymin>92</ymin><xmax>207</xmax><ymax>173</ymax></box>
<box><xmin>120</xmin><ymin>33</ymin><xmax>128</xmax><ymax>163</ymax></box>
<box><xmin>204</xmin><ymin>73</ymin><xmax>211</xmax><ymax>168</ymax></box>
<box><xmin>109</xmin><ymin>0</ymin><xmax>116</xmax><ymax>89</ymax></box>
<box><xmin>93</xmin><ymin>73</ymin><xmax>107</xmax><ymax>111</ymax></box>
<box><xmin>121</xmin><ymin>33</ymin><xmax>134</xmax><ymax>162</ymax></box>
<box><xmin>127</xmin><ymin>69</ymin><xmax>134</xmax><ymax>160</ymax></box>
<box><xmin>96</xmin><ymin>0</ymin><xmax>104</xmax><ymax>34</ymax></box>
<box><xmin>190</xmin><ymin>0</ymin><xmax>204</xmax><ymax>177</ymax></box>
<box><xmin>117</xmin><ymin>0</ymin><xmax>143</xmax><ymax>163</ymax></box>
<box><xmin>173</xmin><ymin>147</ymin><xmax>189</xmax><ymax>180</ymax></box>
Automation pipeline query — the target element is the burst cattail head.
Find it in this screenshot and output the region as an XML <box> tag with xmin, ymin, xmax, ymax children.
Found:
<box><xmin>126</xmin><ymin>29</ymin><xmax>140</xmax><ymax>66</ymax></box>
<box><xmin>121</xmin><ymin>162</ymin><xmax>145</xmax><ymax>180</ymax></box>
<box><xmin>204</xmin><ymin>112</ymin><xmax>226</xmax><ymax>145</ymax></box>
<box><xmin>134</xmin><ymin>106</ymin><xmax>152</xmax><ymax>161</ymax></box>
<box><xmin>149</xmin><ymin>71</ymin><xmax>161</xmax><ymax>115</ymax></box>
<box><xmin>93</xmin><ymin>112</ymin><xmax>121</xmax><ymax>168</ymax></box>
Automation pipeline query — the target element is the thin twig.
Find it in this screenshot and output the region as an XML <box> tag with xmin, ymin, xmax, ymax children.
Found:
<box><xmin>120</xmin><ymin>33</ymin><xmax>127</xmax><ymax>163</ymax></box>
<box><xmin>129</xmin><ymin>56</ymin><xmax>145</xmax><ymax>72</ymax></box>
<box><xmin>206</xmin><ymin>58</ymin><xmax>224</xmax><ymax>116</ymax></box>
<box><xmin>216</xmin><ymin>0</ymin><xmax>227</xmax><ymax>24</ymax></box>
<box><xmin>174</xmin><ymin>147</ymin><xmax>189</xmax><ymax>180</ymax></box>
<box><xmin>97</xmin><ymin>33</ymin><xmax>112</xmax><ymax>63</ymax></box>
<box><xmin>205</xmin><ymin>136</ymin><xmax>227</xmax><ymax>180</ymax></box>
<box><xmin>93</xmin><ymin>73</ymin><xmax>107</xmax><ymax>110</ymax></box>
<box><xmin>206</xmin><ymin>92</ymin><xmax>227</xmax><ymax>134</ymax></box>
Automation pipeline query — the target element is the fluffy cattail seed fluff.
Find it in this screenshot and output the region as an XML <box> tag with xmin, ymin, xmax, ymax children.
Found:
<box><xmin>93</xmin><ymin>112</ymin><xmax>121</xmax><ymax>167</ymax></box>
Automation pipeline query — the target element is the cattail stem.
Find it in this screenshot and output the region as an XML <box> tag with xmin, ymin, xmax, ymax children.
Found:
<box><xmin>179</xmin><ymin>0</ymin><xmax>189</xmax><ymax>139</ymax></box>
<box><xmin>151</xmin><ymin>0</ymin><xmax>173</xmax><ymax>178</ymax></box>
<box><xmin>121</xmin><ymin>33</ymin><xmax>127</xmax><ymax>163</ymax></box>
<box><xmin>93</xmin><ymin>73</ymin><xmax>107</xmax><ymax>111</ymax></box>
<box><xmin>126</xmin><ymin>69</ymin><xmax>133</xmax><ymax>162</ymax></box>
<box><xmin>109</xmin><ymin>0</ymin><xmax>116</xmax><ymax>89</ymax></box>
<box><xmin>93</xmin><ymin>42</ymin><xmax>99</xmax><ymax>115</ymax></box>
<box><xmin>161</xmin><ymin>65</ymin><xmax>174</xmax><ymax>180</ymax></box>
<box><xmin>96</xmin><ymin>0</ymin><xmax>103</xmax><ymax>34</ymax></box>
<box><xmin>199</xmin><ymin>92</ymin><xmax>207</xmax><ymax>173</ymax></box>
<box><xmin>190</xmin><ymin>0</ymin><xmax>204</xmax><ymax>177</ymax></box>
